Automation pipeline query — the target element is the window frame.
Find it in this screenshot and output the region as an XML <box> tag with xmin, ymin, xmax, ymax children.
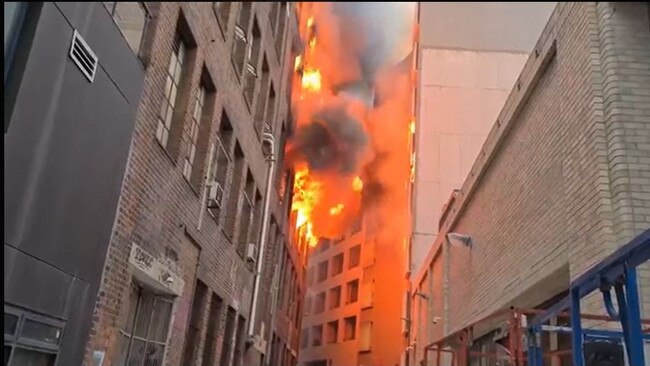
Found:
<box><xmin>4</xmin><ymin>305</ymin><xmax>65</xmax><ymax>366</ymax></box>
<box><xmin>103</xmin><ymin>2</ymin><xmax>150</xmax><ymax>56</ymax></box>
<box><xmin>156</xmin><ymin>35</ymin><xmax>187</xmax><ymax>150</ymax></box>
<box><xmin>4</xmin><ymin>2</ymin><xmax>28</xmax><ymax>84</ymax></box>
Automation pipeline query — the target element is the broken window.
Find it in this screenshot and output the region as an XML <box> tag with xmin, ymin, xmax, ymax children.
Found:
<box><xmin>343</xmin><ymin>316</ymin><xmax>357</xmax><ymax>341</ymax></box>
<box><xmin>326</xmin><ymin>320</ymin><xmax>338</xmax><ymax>344</ymax></box>
<box><xmin>348</xmin><ymin>245</ymin><xmax>361</xmax><ymax>269</ymax></box>
<box><xmin>329</xmin><ymin>286</ymin><xmax>341</xmax><ymax>309</ymax></box>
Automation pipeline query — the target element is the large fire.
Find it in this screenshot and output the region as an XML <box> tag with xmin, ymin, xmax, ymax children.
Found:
<box><xmin>289</xmin><ymin>2</ymin><xmax>414</xmax><ymax>250</ymax></box>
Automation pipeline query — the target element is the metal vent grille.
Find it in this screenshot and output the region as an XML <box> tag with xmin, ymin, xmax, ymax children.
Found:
<box><xmin>69</xmin><ymin>30</ymin><xmax>98</xmax><ymax>82</ymax></box>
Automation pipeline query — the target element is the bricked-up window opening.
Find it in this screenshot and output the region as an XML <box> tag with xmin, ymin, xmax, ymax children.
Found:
<box><xmin>201</xmin><ymin>293</ymin><xmax>223</xmax><ymax>366</ymax></box>
<box><xmin>4</xmin><ymin>306</ymin><xmax>63</xmax><ymax>366</ymax></box>
<box><xmin>219</xmin><ymin>307</ymin><xmax>237</xmax><ymax>366</ymax></box>
<box><xmin>117</xmin><ymin>284</ymin><xmax>174</xmax><ymax>365</ymax></box>
<box><xmin>314</xmin><ymin>292</ymin><xmax>326</xmax><ymax>314</ymax></box>
<box><xmin>300</xmin><ymin>328</ymin><xmax>309</xmax><ymax>349</ymax></box>
<box><xmin>359</xmin><ymin>321</ymin><xmax>372</xmax><ymax>351</ymax></box>
<box><xmin>232</xmin><ymin>315</ymin><xmax>246</xmax><ymax>366</ymax></box>
<box><xmin>343</xmin><ymin>316</ymin><xmax>357</xmax><ymax>341</ymax></box>
<box><xmin>329</xmin><ymin>286</ymin><xmax>341</xmax><ymax>309</ymax></box>
<box><xmin>348</xmin><ymin>245</ymin><xmax>361</xmax><ymax>269</ymax></box>
<box><xmin>208</xmin><ymin>112</ymin><xmax>233</xmax><ymax>221</ymax></box>
<box><xmin>182</xmin><ymin>281</ymin><xmax>208</xmax><ymax>365</ymax></box>
<box><xmin>225</xmin><ymin>144</ymin><xmax>245</xmax><ymax>239</ymax></box>
<box><xmin>331</xmin><ymin>253</ymin><xmax>343</xmax><ymax>276</ymax></box>
<box><xmin>254</xmin><ymin>58</ymin><xmax>270</xmax><ymax>136</ymax></box>
<box><xmin>326</xmin><ymin>320</ymin><xmax>338</xmax><ymax>344</ymax></box>
<box><xmin>213</xmin><ymin>2</ymin><xmax>232</xmax><ymax>34</ymax></box>
<box><xmin>274</xmin><ymin>2</ymin><xmax>288</xmax><ymax>59</ymax></box>
<box><xmin>103</xmin><ymin>2</ymin><xmax>149</xmax><ymax>54</ymax></box>
<box><xmin>346</xmin><ymin>279</ymin><xmax>359</xmax><ymax>304</ymax></box>
<box><xmin>237</xmin><ymin>171</ymin><xmax>257</xmax><ymax>257</ymax></box>
<box><xmin>317</xmin><ymin>260</ymin><xmax>328</xmax><ymax>282</ymax></box>
<box><xmin>311</xmin><ymin>325</ymin><xmax>323</xmax><ymax>347</ymax></box>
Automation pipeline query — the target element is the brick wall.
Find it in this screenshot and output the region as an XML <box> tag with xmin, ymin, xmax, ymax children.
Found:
<box><xmin>412</xmin><ymin>1</ymin><xmax>650</xmax><ymax>353</ymax></box>
<box><xmin>83</xmin><ymin>3</ymin><xmax>301</xmax><ymax>365</ymax></box>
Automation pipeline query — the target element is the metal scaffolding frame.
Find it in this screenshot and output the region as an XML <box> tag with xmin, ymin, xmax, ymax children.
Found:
<box><xmin>528</xmin><ymin>228</ymin><xmax>650</xmax><ymax>366</ymax></box>
<box><xmin>422</xmin><ymin>229</ymin><xmax>650</xmax><ymax>366</ymax></box>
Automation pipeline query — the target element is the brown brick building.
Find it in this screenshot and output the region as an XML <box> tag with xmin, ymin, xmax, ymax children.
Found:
<box><xmin>83</xmin><ymin>3</ymin><xmax>306</xmax><ymax>366</ymax></box>
<box><xmin>410</xmin><ymin>2</ymin><xmax>650</xmax><ymax>364</ymax></box>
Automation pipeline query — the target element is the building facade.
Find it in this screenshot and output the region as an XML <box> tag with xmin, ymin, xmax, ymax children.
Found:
<box><xmin>411</xmin><ymin>1</ymin><xmax>650</xmax><ymax>364</ymax></box>
<box><xmin>4</xmin><ymin>2</ymin><xmax>145</xmax><ymax>365</ymax></box>
<box><xmin>81</xmin><ymin>2</ymin><xmax>304</xmax><ymax>366</ymax></box>
<box><xmin>410</xmin><ymin>2</ymin><xmax>556</xmax><ymax>277</ymax></box>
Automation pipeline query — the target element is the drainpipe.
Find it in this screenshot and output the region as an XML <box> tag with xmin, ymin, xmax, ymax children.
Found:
<box><xmin>248</xmin><ymin>133</ymin><xmax>276</xmax><ymax>339</ymax></box>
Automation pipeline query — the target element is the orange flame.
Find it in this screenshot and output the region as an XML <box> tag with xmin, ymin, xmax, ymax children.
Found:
<box><xmin>301</xmin><ymin>69</ymin><xmax>322</xmax><ymax>92</ymax></box>
<box><xmin>352</xmin><ymin>176</ymin><xmax>363</xmax><ymax>192</ymax></box>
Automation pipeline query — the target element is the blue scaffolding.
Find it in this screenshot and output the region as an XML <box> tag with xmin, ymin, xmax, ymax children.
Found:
<box><xmin>527</xmin><ymin>228</ymin><xmax>650</xmax><ymax>366</ymax></box>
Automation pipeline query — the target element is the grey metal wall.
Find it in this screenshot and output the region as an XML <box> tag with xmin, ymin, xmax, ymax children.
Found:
<box><xmin>4</xmin><ymin>2</ymin><xmax>144</xmax><ymax>364</ymax></box>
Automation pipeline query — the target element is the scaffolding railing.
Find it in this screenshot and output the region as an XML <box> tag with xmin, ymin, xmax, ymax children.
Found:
<box><xmin>422</xmin><ymin>229</ymin><xmax>650</xmax><ymax>366</ymax></box>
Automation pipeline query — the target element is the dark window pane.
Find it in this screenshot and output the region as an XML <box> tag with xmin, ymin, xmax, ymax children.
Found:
<box><xmin>9</xmin><ymin>348</ymin><xmax>55</xmax><ymax>366</ymax></box>
<box><xmin>4</xmin><ymin>313</ymin><xmax>18</xmax><ymax>336</ymax></box>
<box><xmin>21</xmin><ymin>319</ymin><xmax>62</xmax><ymax>345</ymax></box>
<box><xmin>127</xmin><ymin>339</ymin><xmax>146</xmax><ymax>366</ymax></box>
<box><xmin>5</xmin><ymin>346</ymin><xmax>11</xmax><ymax>366</ymax></box>
<box><xmin>143</xmin><ymin>342</ymin><xmax>164</xmax><ymax>366</ymax></box>
<box><xmin>134</xmin><ymin>294</ymin><xmax>154</xmax><ymax>338</ymax></box>
<box><xmin>116</xmin><ymin>332</ymin><xmax>131</xmax><ymax>366</ymax></box>
<box><xmin>149</xmin><ymin>298</ymin><xmax>172</xmax><ymax>342</ymax></box>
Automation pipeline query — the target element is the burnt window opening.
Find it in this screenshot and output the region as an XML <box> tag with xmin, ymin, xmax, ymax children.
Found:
<box><xmin>331</xmin><ymin>253</ymin><xmax>344</xmax><ymax>276</ymax></box>
<box><xmin>326</xmin><ymin>320</ymin><xmax>339</xmax><ymax>344</ymax></box>
<box><xmin>348</xmin><ymin>245</ymin><xmax>361</xmax><ymax>269</ymax></box>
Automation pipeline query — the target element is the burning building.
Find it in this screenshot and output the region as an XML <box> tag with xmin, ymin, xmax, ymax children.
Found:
<box><xmin>291</xmin><ymin>3</ymin><xmax>417</xmax><ymax>366</ymax></box>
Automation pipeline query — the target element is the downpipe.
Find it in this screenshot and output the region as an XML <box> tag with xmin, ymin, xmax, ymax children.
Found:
<box><xmin>247</xmin><ymin>133</ymin><xmax>276</xmax><ymax>341</ymax></box>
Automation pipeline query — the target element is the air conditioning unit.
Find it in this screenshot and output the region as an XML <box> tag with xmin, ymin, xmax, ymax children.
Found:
<box><xmin>246</xmin><ymin>243</ymin><xmax>258</xmax><ymax>263</ymax></box>
<box><xmin>207</xmin><ymin>182</ymin><xmax>224</xmax><ymax>209</ymax></box>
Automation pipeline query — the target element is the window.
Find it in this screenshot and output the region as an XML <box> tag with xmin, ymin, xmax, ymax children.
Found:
<box><xmin>348</xmin><ymin>245</ymin><xmax>361</xmax><ymax>269</ymax></box>
<box><xmin>182</xmin><ymin>281</ymin><xmax>208</xmax><ymax>365</ymax></box>
<box><xmin>314</xmin><ymin>292</ymin><xmax>326</xmax><ymax>314</ymax></box>
<box><xmin>300</xmin><ymin>328</ymin><xmax>309</xmax><ymax>349</ymax></box>
<box><xmin>201</xmin><ymin>293</ymin><xmax>223</xmax><ymax>366</ymax></box>
<box><xmin>225</xmin><ymin>144</ymin><xmax>245</xmax><ymax>239</ymax></box>
<box><xmin>326</xmin><ymin>321</ymin><xmax>338</xmax><ymax>344</ymax></box>
<box><xmin>232</xmin><ymin>2</ymin><xmax>252</xmax><ymax>78</ymax></box>
<box><xmin>320</xmin><ymin>238</ymin><xmax>330</xmax><ymax>252</ymax></box>
<box><xmin>311</xmin><ymin>325</ymin><xmax>323</xmax><ymax>347</ymax></box>
<box><xmin>317</xmin><ymin>260</ymin><xmax>328</xmax><ymax>282</ymax></box>
<box><xmin>343</xmin><ymin>316</ymin><xmax>357</xmax><ymax>341</ymax></box>
<box><xmin>103</xmin><ymin>2</ymin><xmax>149</xmax><ymax>54</ymax></box>
<box><xmin>213</xmin><ymin>2</ymin><xmax>232</xmax><ymax>33</ymax></box>
<box><xmin>156</xmin><ymin>35</ymin><xmax>186</xmax><ymax>149</ymax></box>
<box><xmin>237</xmin><ymin>171</ymin><xmax>257</xmax><ymax>257</ymax></box>
<box><xmin>117</xmin><ymin>285</ymin><xmax>174</xmax><ymax>365</ymax></box>
<box><xmin>232</xmin><ymin>316</ymin><xmax>246</xmax><ymax>366</ymax></box>
<box><xmin>4</xmin><ymin>306</ymin><xmax>63</xmax><ymax>366</ymax></box>
<box><xmin>346</xmin><ymin>279</ymin><xmax>359</xmax><ymax>304</ymax></box>
<box><xmin>183</xmin><ymin>85</ymin><xmax>206</xmax><ymax>182</ymax></box>
<box><xmin>4</xmin><ymin>2</ymin><xmax>28</xmax><ymax>82</ymax></box>
<box><xmin>243</xmin><ymin>20</ymin><xmax>261</xmax><ymax>107</ymax></box>
<box><xmin>207</xmin><ymin>113</ymin><xmax>233</xmax><ymax>221</ymax></box>
<box><xmin>254</xmin><ymin>58</ymin><xmax>270</xmax><ymax>136</ymax></box>
<box><xmin>361</xmin><ymin>278</ymin><xmax>374</xmax><ymax>308</ymax></box>
<box><xmin>219</xmin><ymin>307</ymin><xmax>237</xmax><ymax>366</ymax></box>
<box><xmin>331</xmin><ymin>253</ymin><xmax>343</xmax><ymax>276</ymax></box>
<box><xmin>329</xmin><ymin>286</ymin><xmax>341</xmax><ymax>309</ymax></box>
<box><xmin>265</xmin><ymin>84</ymin><xmax>276</xmax><ymax>127</ymax></box>
<box><xmin>274</xmin><ymin>2</ymin><xmax>288</xmax><ymax>57</ymax></box>
<box><xmin>304</xmin><ymin>295</ymin><xmax>312</xmax><ymax>315</ymax></box>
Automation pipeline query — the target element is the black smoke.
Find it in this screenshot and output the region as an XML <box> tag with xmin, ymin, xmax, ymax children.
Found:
<box><xmin>289</xmin><ymin>107</ymin><xmax>368</xmax><ymax>174</ymax></box>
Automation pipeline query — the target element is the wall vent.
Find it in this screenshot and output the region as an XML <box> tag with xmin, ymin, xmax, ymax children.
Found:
<box><xmin>69</xmin><ymin>30</ymin><xmax>98</xmax><ymax>82</ymax></box>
